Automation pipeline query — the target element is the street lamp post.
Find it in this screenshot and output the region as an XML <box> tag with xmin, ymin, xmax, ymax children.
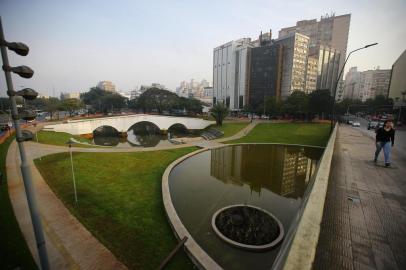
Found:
<box><xmin>330</xmin><ymin>42</ymin><xmax>378</xmax><ymax>132</ymax></box>
<box><xmin>0</xmin><ymin>17</ymin><xmax>50</xmax><ymax>270</ymax></box>
<box><xmin>66</xmin><ymin>138</ymin><xmax>78</xmax><ymax>203</ymax></box>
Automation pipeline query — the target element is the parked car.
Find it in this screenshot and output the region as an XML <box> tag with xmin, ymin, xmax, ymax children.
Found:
<box><xmin>377</xmin><ymin>121</ymin><xmax>384</xmax><ymax>129</ymax></box>
<box><xmin>348</xmin><ymin>120</ymin><xmax>354</xmax><ymax>125</ymax></box>
<box><xmin>352</xmin><ymin>122</ymin><xmax>361</xmax><ymax>127</ymax></box>
<box><xmin>367</xmin><ymin>121</ymin><xmax>378</xmax><ymax>130</ymax></box>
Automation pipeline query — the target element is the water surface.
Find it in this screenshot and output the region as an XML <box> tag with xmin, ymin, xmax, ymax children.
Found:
<box><xmin>169</xmin><ymin>144</ymin><xmax>323</xmax><ymax>270</ymax></box>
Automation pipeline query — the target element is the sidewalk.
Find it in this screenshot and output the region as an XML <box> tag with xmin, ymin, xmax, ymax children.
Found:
<box><xmin>7</xmin><ymin>141</ymin><xmax>127</xmax><ymax>269</ymax></box>
<box><xmin>313</xmin><ymin>126</ymin><xmax>406</xmax><ymax>270</ymax></box>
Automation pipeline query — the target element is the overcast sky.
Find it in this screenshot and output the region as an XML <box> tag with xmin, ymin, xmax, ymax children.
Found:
<box><xmin>0</xmin><ymin>0</ymin><xmax>405</xmax><ymax>97</ymax></box>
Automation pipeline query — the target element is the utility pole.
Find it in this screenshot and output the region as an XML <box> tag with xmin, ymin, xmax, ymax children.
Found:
<box><xmin>0</xmin><ymin>16</ymin><xmax>50</xmax><ymax>270</ymax></box>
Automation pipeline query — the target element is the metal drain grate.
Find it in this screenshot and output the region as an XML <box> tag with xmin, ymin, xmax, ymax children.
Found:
<box><xmin>347</xmin><ymin>195</ymin><xmax>361</xmax><ymax>203</ymax></box>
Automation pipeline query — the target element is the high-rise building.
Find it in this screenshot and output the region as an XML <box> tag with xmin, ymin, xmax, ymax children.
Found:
<box><xmin>343</xmin><ymin>67</ymin><xmax>362</xmax><ymax>99</ymax></box>
<box><xmin>248</xmin><ymin>42</ymin><xmax>283</xmax><ymax>108</ymax></box>
<box><xmin>213</xmin><ymin>38</ymin><xmax>252</xmax><ymax>110</ymax></box>
<box><xmin>176</xmin><ymin>79</ymin><xmax>211</xmax><ymax>99</ymax></box>
<box><xmin>388</xmin><ymin>50</ymin><xmax>406</xmax><ymax>100</ymax></box>
<box><xmin>305</xmin><ymin>57</ymin><xmax>318</xmax><ymax>93</ymax></box>
<box><xmin>279</xmin><ymin>13</ymin><xmax>351</xmax><ymax>78</ymax></box>
<box><xmin>344</xmin><ymin>67</ymin><xmax>391</xmax><ymax>101</ymax></box>
<box><xmin>97</xmin><ymin>81</ymin><xmax>116</xmax><ymax>92</ymax></box>
<box><xmin>274</xmin><ymin>33</ymin><xmax>310</xmax><ymax>97</ymax></box>
<box><xmin>310</xmin><ymin>45</ymin><xmax>341</xmax><ymax>93</ymax></box>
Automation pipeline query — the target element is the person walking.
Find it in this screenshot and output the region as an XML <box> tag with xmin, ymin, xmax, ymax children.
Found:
<box><xmin>374</xmin><ymin>119</ymin><xmax>395</xmax><ymax>167</ymax></box>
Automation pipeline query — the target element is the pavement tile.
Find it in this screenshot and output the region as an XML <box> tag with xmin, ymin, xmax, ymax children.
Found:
<box><xmin>313</xmin><ymin>126</ymin><xmax>406</xmax><ymax>270</ymax></box>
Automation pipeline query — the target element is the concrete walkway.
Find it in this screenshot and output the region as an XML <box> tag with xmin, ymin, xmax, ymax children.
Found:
<box><xmin>7</xmin><ymin>141</ymin><xmax>128</xmax><ymax>270</ymax></box>
<box><xmin>313</xmin><ymin>126</ymin><xmax>406</xmax><ymax>270</ymax></box>
<box><xmin>6</xmin><ymin>121</ymin><xmax>257</xmax><ymax>269</ymax></box>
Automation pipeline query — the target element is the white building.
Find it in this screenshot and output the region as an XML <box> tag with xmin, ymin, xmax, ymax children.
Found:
<box><xmin>60</xmin><ymin>92</ymin><xmax>80</xmax><ymax>100</ymax></box>
<box><xmin>97</xmin><ymin>81</ymin><xmax>116</xmax><ymax>92</ymax></box>
<box><xmin>176</xmin><ymin>79</ymin><xmax>211</xmax><ymax>99</ymax></box>
<box><xmin>344</xmin><ymin>67</ymin><xmax>391</xmax><ymax>101</ymax></box>
<box><xmin>213</xmin><ymin>38</ymin><xmax>252</xmax><ymax>110</ymax></box>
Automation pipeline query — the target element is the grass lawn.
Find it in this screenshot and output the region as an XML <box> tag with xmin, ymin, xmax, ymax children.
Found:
<box><xmin>37</xmin><ymin>131</ymin><xmax>96</xmax><ymax>148</ymax></box>
<box><xmin>34</xmin><ymin>147</ymin><xmax>197</xmax><ymax>270</ymax></box>
<box><xmin>226</xmin><ymin>122</ymin><xmax>331</xmax><ymax>147</ymax></box>
<box><xmin>210</xmin><ymin>121</ymin><xmax>249</xmax><ymax>138</ymax></box>
<box><xmin>0</xmin><ymin>136</ymin><xmax>38</xmax><ymax>270</ymax></box>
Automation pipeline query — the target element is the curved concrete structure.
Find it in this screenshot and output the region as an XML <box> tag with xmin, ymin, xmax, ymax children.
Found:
<box><xmin>43</xmin><ymin>114</ymin><xmax>215</xmax><ymax>135</ymax></box>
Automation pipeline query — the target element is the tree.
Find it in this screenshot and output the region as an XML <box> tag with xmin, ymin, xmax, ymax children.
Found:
<box><xmin>176</xmin><ymin>97</ymin><xmax>203</xmax><ymax>115</ymax></box>
<box><xmin>44</xmin><ymin>97</ymin><xmax>60</xmax><ymax>119</ymax></box>
<box><xmin>265</xmin><ymin>96</ymin><xmax>283</xmax><ymax>117</ymax></box>
<box><xmin>59</xmin><ymin>98</ymin><xmax>83</xmax><ymax>116</ymax></box>
<box><xmin>308</xmin><ymin>89</ymin><xmax>334</xmax><ymax>119</ymax></box>
<box><xmin>136</xmin><ymin>88</ymin><xmax>178</xmax><ymax>114</ymax></box>
<box><xmin>81</xmin><ymin>87</ymin><xmax>127</xmax><ymax>113</ymax></box>
<box><xmin>210</xmin><ymin>103</ymin><xmax>229</xmax><ymax>126</ymax></box>
<box><xmin>282</xmin><ymin>91</ymin><xmax>309</xmax><ymax>120</ymax></box>
<box><xmin>101</xmin><ymin>93</ymin><xmax>127</xmax><ymax>113</ymax></box>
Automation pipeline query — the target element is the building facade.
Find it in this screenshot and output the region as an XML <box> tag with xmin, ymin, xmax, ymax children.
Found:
<box><xmin>344</xmin><ymin>67</ymin><xmax>391</xmax><ymax>101</ymax></box>
<box><xmin>388</xmin><ymin>49</ymin><xmax>406</xmax><ymax>100</ymax></box>
<box><xmin>60</xmin><ymin>92</ymin><xmax>80</xmax><ymax>100</ymax></box>
<box><xmin>274</xmin><ymin>33</ymin><xmax>310</xmax><ymax>98</ymax></box>
<box><xmin>176</xmin><ymin>79</ymin><xmax>211</xmax><ymax>99</ymax></box>
<box><xmin>312</xmin><ymin>45</ymin><xmax>341</xmax><ymax>94</ymax></box>
<box><xmin>97</xmin><ymin>81</ymin><xmax>116</xmax><ymax>92</ymax></box>
<box><xmin>213</xmin><ymin>38</ymin><xmax>252</xmax><ymax>110</ymax></box>
<box><xmin>248</xmin><ymin>43</ymin><xmax>283</xmax><ymax>108</ymax></box>
<box><xmin>343</xmin><ymin>67</ymin><xmax>362</xmax><ymax>99</ymax></box>
<box><xmin>279</xmin><ymin>13</ymin><xmax>351</xmax><ymax>78</ymax></box>
<box><xmin>305</xmin><ymin>56</ymin><xmax>318</xmax><ymax>93</ymax></box>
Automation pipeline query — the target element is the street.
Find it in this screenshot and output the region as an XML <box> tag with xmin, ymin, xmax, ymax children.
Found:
<box><xmin>346</xmin><ymin>117</ymin><xmax>406</xmax><ymax>165</ymax></box>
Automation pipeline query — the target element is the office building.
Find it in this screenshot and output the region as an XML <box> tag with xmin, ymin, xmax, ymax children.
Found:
<box><xmin>213</xmin><ymin>38</ymin><xmax>252</xmax><ymax>110</ymax></box>
<box><xmin>343</xmin><ymin>67</ymin><xmax>362</xmax><ymax>99</ymax></box>
<box><xmin>344</xmin><ymin>67</ymin><xmax>391</xmax><ymax>101</ymax></box>
<box><xmin>176</xmin><ymin>79</ymin><xmax>211</xmax><ymax>99</ymax></box>
<box><xmin>388</xmin><ymin>49</ymin><xmax>406</xmax><ymax>100</ymax></box>
<box><xmin>279</xmin><ymin>13</ymin><xmax>351</xmax><ymax>77</ymax></box>
<box><xmin>248</xmin><ymin>42</ymin><xmax>283</xmax><ymax>108</ymax></box>
<box><xmin>60</xmin><ymin>92</ymin><xmax>80</xmax><ymax>100</ymax></box>
<box><xmin>305</xmin><ymin>57</ymin><xmax>318</xmax><ymax>93</ymax></box>
<box><xmin>97</xmin><ymin>81</ymin><xmax>116</xmax><ymax>92</ymax></box>
<box><xmin>274</xmin><ymin>33</ymin><xmax>310</xmax><ymax>97</ymax></box>
<box><xmin>310</xmin><ymin>45</ymin><xmax>341</xmax><ymax>94</ymax></box>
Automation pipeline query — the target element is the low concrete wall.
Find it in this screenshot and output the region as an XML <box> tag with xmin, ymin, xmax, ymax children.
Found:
<box><xmin>161</xmin><ymin>148</ymin><xmax>222</xmax><ymax>270</ymax></box>
<box><xmin>274</xmin><ymin>125</ymin><xmax>338</xmax><ymax>270</ymax></box>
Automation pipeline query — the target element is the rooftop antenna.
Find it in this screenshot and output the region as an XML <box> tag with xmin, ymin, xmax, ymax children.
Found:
<box><xmin>259</xmin><ymin>30</ymin><xmax>263</xmax><ymax>45</ymax></box>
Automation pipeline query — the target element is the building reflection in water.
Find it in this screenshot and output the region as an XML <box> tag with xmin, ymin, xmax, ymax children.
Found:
<box><xmin>210</xmin><ymin>145</ymin><xmax>323</xmax><ymax>198</ymax></box>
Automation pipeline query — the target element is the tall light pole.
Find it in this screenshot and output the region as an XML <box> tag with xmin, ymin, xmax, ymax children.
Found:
<box><xmin>0</xmin><ymin>17</ymin><xmax>50</xmax><ymax>269</ymax></box>
<box><xmin>66</xmin><ymin>138</ymin><xmax>78</xmax><ymax>203</ymax></box>
<box><xmin>330</xmin><ymin>42</ymin><xmax>378</xmax><ymax>132</ymax></box>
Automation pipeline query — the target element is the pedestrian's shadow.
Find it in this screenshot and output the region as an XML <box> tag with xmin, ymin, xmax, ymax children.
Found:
<box><xmin>365</xmin><ymin>160</ymin><xmax>398</xmax><ymax>169</ymax></box>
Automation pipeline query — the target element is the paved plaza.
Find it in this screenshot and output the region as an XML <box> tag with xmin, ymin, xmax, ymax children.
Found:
<box><xmin>313</xmin><ymin>126</ymin><xmax>406</xmax><ymax>270</ymax></box>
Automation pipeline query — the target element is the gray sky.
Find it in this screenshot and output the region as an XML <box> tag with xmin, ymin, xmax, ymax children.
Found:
<box><xmin>0</xmin><ymin>0</ymin><xmax>405</xmax><ymax>97</ymax></box>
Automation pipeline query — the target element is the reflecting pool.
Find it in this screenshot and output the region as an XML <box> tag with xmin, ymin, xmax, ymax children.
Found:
<box><xmin>168</xmin><ymin>144</ymin><xmax>324</xmax><ymax>270</ymax></box>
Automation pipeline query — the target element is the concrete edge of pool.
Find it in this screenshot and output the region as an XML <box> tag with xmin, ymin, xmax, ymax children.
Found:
<box><xmin>162</xmin><ymin>147</ymin><xmax>222</xmax><ymax>270</ymax></box>
<box><xmin>280</xmin><ymin>125</ymin><xmax>338</xmax><ymax>270</ymax></box>
<box><xmin>161</xmin><ymin>141</ymin><xmax>331</xmax><ymax>270</ymax></box>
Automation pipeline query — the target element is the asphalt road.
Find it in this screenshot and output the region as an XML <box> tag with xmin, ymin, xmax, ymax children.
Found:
<box><xmin>347</xmin><ymin>117</ymin><xmax>406</xmax><ymax>165</ymax></box>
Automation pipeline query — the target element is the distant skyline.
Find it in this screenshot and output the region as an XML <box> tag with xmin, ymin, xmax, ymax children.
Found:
<box><xmin>1</xmin><ymin>0</ymin><xmax>405</xmax><ymax>97</ymax></box>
